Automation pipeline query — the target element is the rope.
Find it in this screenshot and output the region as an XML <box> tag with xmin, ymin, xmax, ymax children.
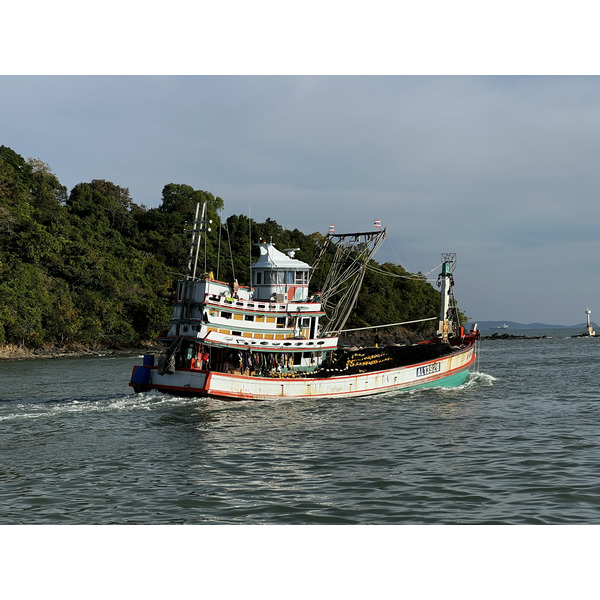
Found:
<box><xmin>365</xmin><ymin>262</ymin><xmax>442</xmax><ymax>283</ymax></box>
<box><xmin>381</xmin><ymin>237</ymin><xmax>444</xmax><ymax>280</ymax></box>
<box><xmin>338</xmin><ymin>317</ymin><xmax>438</xmax><ymax>333</ymax></box>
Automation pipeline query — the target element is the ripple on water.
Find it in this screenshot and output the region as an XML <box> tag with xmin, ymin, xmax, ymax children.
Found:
<box><xmin>3</xmin><ymin>345</ymin><xmax>600</xmax><ymax>524</ymax></box>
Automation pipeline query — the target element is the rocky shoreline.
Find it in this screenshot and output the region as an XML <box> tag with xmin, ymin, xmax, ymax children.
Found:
<box><xmin>482</xmin><ymin>332</ymin><xmax>551</xmax><ymax>340</ymax></box>
<box><xmin>338</xmin><ymin>326</ymin><xmax>428</xmax><ymax>348</ymax></box>
<box><xmin>0</xmin><ymin>342</ymin><xmax>164</xmax><ymax>361</ymax></box>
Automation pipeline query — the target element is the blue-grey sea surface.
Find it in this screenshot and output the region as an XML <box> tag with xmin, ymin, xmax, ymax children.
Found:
<box><xmin>2</xmin><ymin>329</ymin><xmax>600</xmax><ymax>524</ymax></box>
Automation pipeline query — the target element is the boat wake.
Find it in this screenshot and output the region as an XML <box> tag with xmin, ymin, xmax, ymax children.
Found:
<box><xmin>465</xmin><ymin>370</ymin><xmax>496</xmax><ymax>387</ymax></box>
<box><xmin>0</xmin><ymin>390</ymin><xmax>209</xmax><ymax>423</ymax></box>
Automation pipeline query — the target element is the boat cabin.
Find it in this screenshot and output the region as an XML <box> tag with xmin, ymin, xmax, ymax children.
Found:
<box><xmin>251</xmin><ymin>241</ymin><xmax>310</xmax><ymax>302</ymax></box>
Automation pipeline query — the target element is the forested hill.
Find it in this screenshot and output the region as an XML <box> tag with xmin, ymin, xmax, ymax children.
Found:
<box><xmin>0</xmin><ymin>145</ymin><xmax>447</xmax><ymax>351</ymax></box>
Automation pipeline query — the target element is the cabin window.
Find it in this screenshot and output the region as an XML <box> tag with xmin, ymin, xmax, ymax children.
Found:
<box><xmin>222</xmin><ymin>311</ymin><xmax>232</xmax><ymax>319</ymax></box>
<box><xmin>256</xmin><ymin>272</ymin><xmax>262</xmax><ymax>285</ymax></box>
<box><xmin>287</xmin><ymin>271</ymin><xmax>294</xmax><ymax>284</ymax></box>
<box><xmin>244</xmin><ymin>315</ymin><xmax>254</xmax><ymax>322</ymax></box>
<box><xmin>232</xmin><ymin>331</ymin><xmax>242</xmax><ymax>336</ymax></box>
<box><xmin>277</xmin><ymin>271</ymin><xmax>285</xmax><ymax>284</ymax></box>
<box><xmin>276</xmin><ymin>317</ymin><xmax>286</xmax><ymax>328</ymax></box>
<box><xmin>256</xmin><ymin>315</ymin><xmax>264</xmax><ymax>322</ymax></box>
<box><xmin>300</xmin><ymin>317</ymin><xmax>310</xmax><ymax>329</ymax></box>
<box><xmin>293</xmin><ymin>353</ymin><xmax>302</xmax><ymax>366</ymax></box>
<box><xmin>295</xmin><ymin>271</ymin><xmax>308</xmax><ymax>284</ymax></box>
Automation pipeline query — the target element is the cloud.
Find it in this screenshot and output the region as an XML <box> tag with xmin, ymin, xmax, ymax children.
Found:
<box><xmin>3</xmin><ymin>74</ymin><xmax>600</xmax><ymax>323</ymax></box>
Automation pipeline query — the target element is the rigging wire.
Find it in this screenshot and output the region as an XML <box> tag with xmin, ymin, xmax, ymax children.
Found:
<box><xmin>224</xmin><ymin>214</ymin><xmax>235</xmax><ymax>282</ymax></box>
<box><xmin>365</xmin><ymin>261</ymin><xmax>443</xmax><ymax>282</ymax></box>
<box><xmin>216</xmin><ymin>212</ymin><xmax>222</xmax><ymax>280</ymax></box>
<box><xmin>370</xmin><ymin>237</ymin><xmax>451</xmax><ymax>281</ymax></box>
<box><xmin>248</xmin><ymin>205</ymin><xmax>252</xmax><ymax>288</ymax></box>
<box><xmin>204</xmin><ymin>211</ymin><xmax>208</xmax><ymax>274</ymax></box>
<box><xmin>385</xmin><ymin>235</ymin><xmax>403</xmax><ymax>265</ymax></box>
<box><xmin>339</xmin><ymin>316</ymin><xmax>438</xmax><ymax>333</ymax></box>
<box><xmin>381</xmin><ymin>236</ymin><xmax>443</xmax><ymax>277</ymax></box>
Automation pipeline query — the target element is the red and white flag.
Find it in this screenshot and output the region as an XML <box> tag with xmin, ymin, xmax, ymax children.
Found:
<box><xmin>374</xmin><ymin>219</ymin><xmax>381</xmax><ymax>228</ymax></box>
<box><xmin>329</xmin><ymin>224</ymin><xmax>335</xmax><ymax>233</ymax></box>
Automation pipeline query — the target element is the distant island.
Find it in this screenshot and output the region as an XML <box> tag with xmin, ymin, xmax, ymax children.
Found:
<box><xmin>471</xmin><ymin>321</ymin><xmax>599</xmax><ymax>330</ymax></box>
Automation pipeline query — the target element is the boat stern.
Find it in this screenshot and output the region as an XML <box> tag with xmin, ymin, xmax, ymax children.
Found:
<box><xmin>129</xmin><ymin>355</ymin><xmax>210</xmax><ymax>396</ymax></box>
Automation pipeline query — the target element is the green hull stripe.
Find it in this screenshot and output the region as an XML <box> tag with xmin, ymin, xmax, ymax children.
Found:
<box><xmin>405</xmin><ymin>367</ymin><xmax>470</xmax><ymax>391</ymax></box>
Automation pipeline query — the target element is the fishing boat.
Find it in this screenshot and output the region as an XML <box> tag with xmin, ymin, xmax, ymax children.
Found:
<box><xmin>129</xmin><ymin>201</ymin><xmax>480</xmax><ymax>400</ymax></box>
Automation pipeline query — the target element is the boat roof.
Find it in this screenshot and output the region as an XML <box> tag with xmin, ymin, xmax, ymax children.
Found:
<box><xmin>251</xmin><ymin>241</ymin><xmax>311</xmax><ymax>270</ymax></box>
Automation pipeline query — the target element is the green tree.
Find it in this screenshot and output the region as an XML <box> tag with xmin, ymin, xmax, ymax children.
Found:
<box><xmin>0</xmin><ymin>145</ymin><xmax>33</xmax><ymax>206</ymax></box>
<box><xmin>27</xmin><ymin>158</ymin><xmax>67</xmax><ymax>225</ymax></box>
<box><xmin>0</xmin><ymin>145</ymin><xmax>465</xmax><ymax>351</ymax></box>
<box><xmin>0</xmin><ymin>262</ymin><xmax>52</xmax><ymax>346</ymax></box>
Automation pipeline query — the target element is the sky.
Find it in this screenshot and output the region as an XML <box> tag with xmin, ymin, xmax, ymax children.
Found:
<box><xmin>3</xmin><ymin>3</ymin><xmax>600</xmax><ymax>327</ymax></box>
<box><xmin>3</xmin><ymin>2</ymin><xmax>599</xmax><ymax>588</ymax></box>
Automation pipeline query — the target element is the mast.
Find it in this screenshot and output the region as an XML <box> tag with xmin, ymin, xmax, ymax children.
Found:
<box><xmin>179</xmin><ymin>201</ymin><xmax>212</xmax><ymax>322</ymax></box>
<box><xmin>185</xmin><ymin>201</ymin><xmax>211</xmax><ymax>280</ymax></box>
<box><xmin>436</xmin><ymin>253</ymin><xmax>456</xmax><ymax>342</ymax></box>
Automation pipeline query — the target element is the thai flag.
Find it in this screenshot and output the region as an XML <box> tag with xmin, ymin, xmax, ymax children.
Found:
<box><xmin>374</xmin><ymin>219</ymin><xmax>381</xmax><ymax>228</ymax></box>
<box><xmin>329</xmin><ymin>224</ymin><xmax>335</xmax><ymax>233</ymax></box>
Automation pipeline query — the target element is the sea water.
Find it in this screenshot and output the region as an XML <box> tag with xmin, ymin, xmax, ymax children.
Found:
<box><xmin>2</xmin><ymin>329</ymin><xmax>600</xmax><ymax>525</ymax></box>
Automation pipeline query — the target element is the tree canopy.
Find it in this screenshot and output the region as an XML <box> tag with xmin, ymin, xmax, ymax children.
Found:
<box><xmin>0</xmin><ymin>145</ymin><xmax>461</xmax><ymax>350</ymax></box>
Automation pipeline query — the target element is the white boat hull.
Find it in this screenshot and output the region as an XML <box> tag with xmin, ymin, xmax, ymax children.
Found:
<box><xmin>130</xmin><ymin>342</ymin><xmax>476</xmax><ymax>401</ymax></box>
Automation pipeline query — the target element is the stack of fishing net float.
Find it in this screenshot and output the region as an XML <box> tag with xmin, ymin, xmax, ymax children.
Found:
<box><xmin>316</xmin><ymin>342</ymin><xmax>457</xmax><ymax>377</ymax></box>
